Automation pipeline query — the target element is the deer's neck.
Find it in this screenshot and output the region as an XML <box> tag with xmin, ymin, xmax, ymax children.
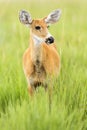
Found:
<box><xmin>30</xmin><ymin>33</ymin><xmax>44</xmax><ymax>66</ymax></box>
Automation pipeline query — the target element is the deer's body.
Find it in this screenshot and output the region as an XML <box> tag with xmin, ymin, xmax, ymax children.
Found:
<box><xmin>23</xmin><ymin>37</ymin><xmax>60</xmax><ymax>88</ymax></box>
<box><xmin>19</xmin><ymin>9</ymin><xmax>61</xmax><ymax>95</ymax></box>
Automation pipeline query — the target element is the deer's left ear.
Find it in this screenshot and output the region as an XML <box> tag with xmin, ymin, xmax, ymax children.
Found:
<box><xmin>44</xmin><ymin>9</ymin><xmax>62</xmax><ymax>24</ymax></box>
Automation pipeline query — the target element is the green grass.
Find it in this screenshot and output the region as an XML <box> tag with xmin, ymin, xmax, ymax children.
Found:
<box><xmin>0</xmin><ymin>0</ymin><xmax>87</xmax><ymax>130</ymax></box>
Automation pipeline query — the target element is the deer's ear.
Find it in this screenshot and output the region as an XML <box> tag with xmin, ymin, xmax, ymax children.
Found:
<box><xmin>44</xmin><ymin>9</ymin><xmax>62</xmax><ymax>24</ymax></box>
<box><xmin>19</xmin><ymin>10</ymin><xmax>32</xmax><ymax>25</ymax></box>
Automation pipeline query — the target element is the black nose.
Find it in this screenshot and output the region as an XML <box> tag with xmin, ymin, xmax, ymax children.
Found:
<box><xmin>45</xmin><ymin>36</ymin><xmax>54</xmax><ymax>44</ymax></box>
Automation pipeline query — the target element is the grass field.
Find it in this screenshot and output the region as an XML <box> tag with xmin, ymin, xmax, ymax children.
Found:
<box><xmin>0</xmin><ymin>0</ymin><xmax>87</xmax><ymax>130</ymax></box>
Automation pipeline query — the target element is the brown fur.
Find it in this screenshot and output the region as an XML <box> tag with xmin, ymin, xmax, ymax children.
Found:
<box><xmin>23</xmin><ymin>19</ymin><xmax>60</xmax><ymax>96</ymax></box>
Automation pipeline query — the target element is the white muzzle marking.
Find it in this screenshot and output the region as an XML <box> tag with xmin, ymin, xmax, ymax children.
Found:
<box><xmin>33</xmin><ymin>32</ymin><xmax>52</xmax><ymax>45</ymax></box>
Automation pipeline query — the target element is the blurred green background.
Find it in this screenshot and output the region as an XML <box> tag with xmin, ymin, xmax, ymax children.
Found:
<box><xmin>0</xmin><ymin>0</ymin><xmax>87</xmax><ymax>130</ymax></box>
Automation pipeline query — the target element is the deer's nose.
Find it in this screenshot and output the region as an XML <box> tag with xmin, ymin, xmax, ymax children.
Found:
<box><xmin>45</xmin><ymin>36</ymin><xmax>54</xmax><ymax>44</ymax></box>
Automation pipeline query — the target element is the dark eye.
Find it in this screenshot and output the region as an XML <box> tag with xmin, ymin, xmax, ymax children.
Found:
<box><xmin>35</xmin><ymin>26</ymin><xmax>41</xmax><ymax>30</ymax></box>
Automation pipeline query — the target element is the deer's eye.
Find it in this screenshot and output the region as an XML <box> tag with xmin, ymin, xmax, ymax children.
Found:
<box><xmin>35</xmin><ymin>26</ymin><xmax>41</xmax><ymax>30</ymax></box>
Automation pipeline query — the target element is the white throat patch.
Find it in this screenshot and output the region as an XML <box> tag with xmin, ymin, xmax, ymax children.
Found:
<box><xmin>33</xmin><ymin>34</ymin><xmax>44</xmax><ymax>45</ymax></box>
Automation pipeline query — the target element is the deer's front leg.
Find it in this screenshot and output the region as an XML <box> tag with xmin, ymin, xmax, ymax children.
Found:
<box><xmin>27</xmin><ymin>77</ymin><xmax>36</xmax><ymax>96</ymax></box>
<box><xmin>28</xmin><ymin>85</ymin><xmax>35</xmax><ymax>96</ymax></box>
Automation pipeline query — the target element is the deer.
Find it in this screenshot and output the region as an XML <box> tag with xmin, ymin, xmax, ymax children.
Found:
<box><xmin>19</xmin><ymin>9</ymin><xmax>61</xmax><ymax>99</ymax></box>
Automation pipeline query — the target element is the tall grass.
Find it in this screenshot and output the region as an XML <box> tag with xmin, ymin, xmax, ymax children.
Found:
<box><xmin>0</xmin><ymin>0</ymin><xmax>87</xmax><ymax>130</ymax></box>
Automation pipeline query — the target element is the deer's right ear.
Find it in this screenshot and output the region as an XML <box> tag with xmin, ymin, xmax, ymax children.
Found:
<box><xmin>19</xmin><ymin>10</ymin><xmax>32</xmax><ymax>25</ymax></box>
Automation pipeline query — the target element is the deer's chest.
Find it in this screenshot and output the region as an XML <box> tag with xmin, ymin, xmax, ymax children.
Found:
<box><xmin>29</xmin><ymin>62</ymin><xmax>46</xmax><ymax>88</ymax></box>
<box><xmin>34</xmin><ymin>60</ymin><xmax>45</xmax><ymax>77</ymax></box>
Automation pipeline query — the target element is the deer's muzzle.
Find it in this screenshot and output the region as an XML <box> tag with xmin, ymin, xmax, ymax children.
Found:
<box><xmin>45</xmin><ymin>36</ymin><xmax>54</xmax><ymax>44</ymax></box>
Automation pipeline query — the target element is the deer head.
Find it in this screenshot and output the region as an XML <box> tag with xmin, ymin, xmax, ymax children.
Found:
<box><xmin>19</xmin><ymin>9</ymin><xmax>61</xmax><ymax>44</ymax></box>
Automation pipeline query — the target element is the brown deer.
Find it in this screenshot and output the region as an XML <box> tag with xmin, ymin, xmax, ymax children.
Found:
<box><xmin>19</xmin><ymin>9</ymin><xmax>61</xmax><ymax>97</ymax></box>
